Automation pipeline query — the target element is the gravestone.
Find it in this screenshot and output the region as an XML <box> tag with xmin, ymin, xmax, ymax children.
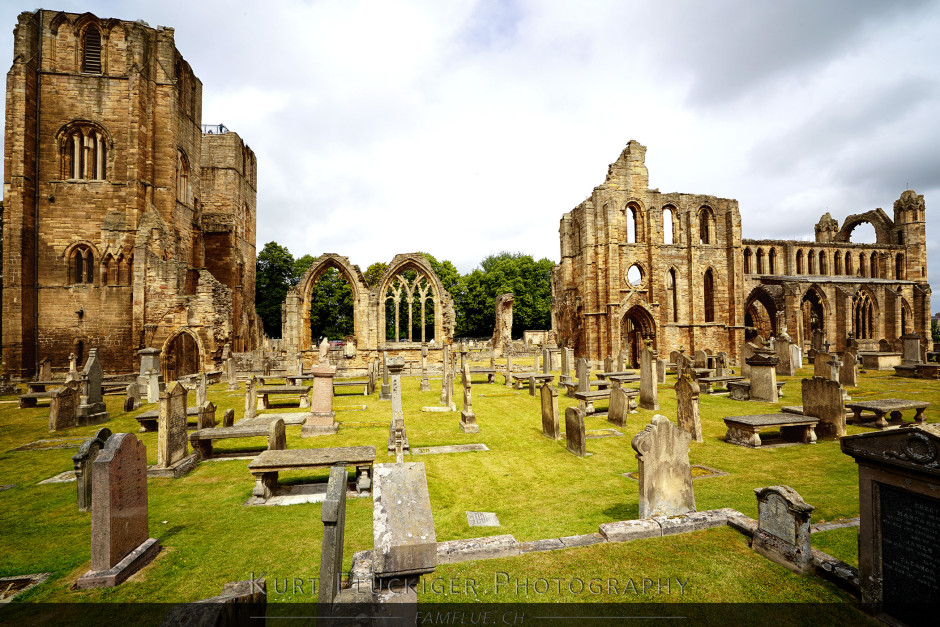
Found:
<box><xmin>608</xmin><ymin>385</ymin><xmax>630</xmax><ymax>428</ymax></box>
<box><xmin>123</xmin><ymin>382</ymin><xmax>140</xmax><ymax>412</ymax></box>
<box><xmin>226</xmin><ymin>357</ymin><xmax>238</xmax><ymax>391</ymax></box>
<box><xmin>656</xmin><ymin>358</ymin><xmax>666</xmax><ymax>384</ymax></box>
<box><xmin>386</xmin><ymin>357</ymin><xmax>411</xmax><ymax>449</ymax></box>
<box><xmin>540</xmin><ymin>382</ymin><xmax>560</xmax><ymax>440</ymax></box>
<box><xmin>715</xmin><ymin>351</ymin><xmax>729</xmax><ymax>377</ymax></box>
<box><xmin>617</xmin><ymin>350</ymin><xmax>627</xmax><ymax>372</ymax></box>
<box><xmin>901</xmin><ymin>333</ymin><xmax>923</xmax><ymax>365</ymax></box>
<box><xmin>604</xmin><ymin>356</ymin><xmax>614</xmax><ymax>373</ymax></box>
<box><xmin>420</xmin><ymin>344</ymin><xmax>431</xmax><ymax>392</ymax></box>
<box><xmin>197</xmin><ymin>401</ymin><xmax>217</xmax><ymax>430</ymax></box>
<box><xmin>740</xmin><ymin>342</ymin><xmax>757</xmax><ymax>378</ymax></box>
<box><xmin>459</xmin><ymin>347</ymin><xmax>479</xmax><ymax>433</ymax></box>
<box><xmin>801</xmin><ymin>377</ymin><xmax>845</xmax><ymax>438</ymax></box>
<box><xmin>77</xmin><ymin>349</ymin><xmax>109</xmax><ymax>425</ymax></box>
<box><xmin>303</xmin><ymin>361</ymin><xmax>338</xmax><ymax>436</ymax></box>
<box><xmin>631</xmin><ymin>414</ymin><xmax>696</xmax><ymax>518</ymax></box>
<box><xmin>791</xmin><ymin>343</ymin><xmax>802</xmax><ymax>369</ymax></box>
<box><xmin>72</xmin><ymin>427</ymin><xmax>112</xmax><ymax>512</ymax></box>
<box><xmin>559</xmin><ymin>347</ymin><xmax>572</xmax><ymax>387</ymax></box>
<box><xmin>147</xmin><ymin>369</ymin><xmax>161</xmax><ymax>404</ymax></box>
<box><xmin>639</xmin><ymin>341</ymin><xmax>659</xmax><ymax>411</ymax></box>
<box><xmin>751</xmin><ymin>485</ymin><xmax>814</xmax><ymax>574</ymax></box>
<box><xmin>152</xmin><ymin>382</ymin><xmax>197</xmax><ymax>477</ymax></box>
<box><xmin>675</xmin><ymin>348</ymin><xmax>693</xmax><ymax>378</ymax></box>
<box><xmin>137</xmin><ymin>348</ymin><xmax>160</xmax><ymax>394</ymax></box>
<box><xmin>576</xmin><ymin>358</ymin><xmax>590</xmax><ymax>394</ymax></box>
<box><xmin>195</xmin><ymin>372</ymin><xmax>208</xmax><ymax>408</ymax></box>
<box><xmin>504</xmin><ymin>351</ymin><xmax>513</xmax><ymax>387</ymax></box>
<box><xmin>440</xmin><ymin>369</ymin><xmax>453</xmax><ymax>408</ymax></box>
<box><xmin>379</xmin><ymin>347</ymin><xmax>391</xmax><ymax>401</ymax></box>
<box><xmin>244</xmin><ymin>376</ymin><xmax>257</xmax><ymax>420</ymax></box>
<box><xmin>565</xmin><ymin>407</ymin><xmax>586</xmax><ymax>457</ymax></box>
<box><xmin>813</xmin><ymin>351</ymin><xmax>830</xmax><ymax>378</ymax></box>
<box><xmin>674</xmin><ymin>374</ymin><xmax>703</xmax><ymax>443</ymax></box>
<box><xmin>533</xmin><ymin>350</ymin><xmax>540</xmax><ymax>373</ymax></box>
<box><xmin>841</xmin><ymin>425</ymin><xmax>940</xmax><ymax>625</ymax></box>
<box><xmin>840</xmin><ymin>348</ymin><xmax>858</xmax><ymax>388</ymax></box>
<box><xmin>38</xmin><ymin>357</ymin><xmax>52</xmax><ymax>381</ymax></box>
<box><xmin>319</xmin><ymin>466</ymin><xmax>348</xmax><ymax>605</ymax></box>
<box><xmin>775</xmin><ymin>337</ymin><xmax>795</xmax><ymax>376</ymax></box>
<box><xmin>811</xmin><ymin>329</ymin><xmax>824</xmax><ymax>354</ymax></box>
<box><xmin>268</xmin><ymin>418</ymin><xmax>286</xmax><ymax>451</ymax></box>
<box><xmin>747</xmin><ymin>347</ymin><xmax>779</xmax><ymax>404</ymax></box>
<box><xmin>48</xmin><ymin>381</ymin><xmax>81</xmax><ymax>431</ymax></box>
<box><xmin>66</xmin><ymin>352</ymin><xmax>79</xmax><ymax>382</ymax></box>
<box><xmin>542</xmin><ymin>348</ymin><xmax>551</xmax><ymax>374</ymax></box>
<box><xmin>693</xmin><ymin>350</ymin><xmax>707</xmax><ymax>369</ymax></box>
<box><xmin>76</xmin><ymin>433</ymin><xmax>159</xmax><ymax>588</ymax></box>
<box><xmin>222</xmin><ymin>408</ymin><xmax>235</xmax><ymax>428</ymax></box>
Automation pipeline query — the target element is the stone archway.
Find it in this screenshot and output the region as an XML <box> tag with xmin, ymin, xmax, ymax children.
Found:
<box><xmin>621</xmin><ymin>305</ymin><xmax>656</xmax><ymax>368</ymax></box>
<box><xmin>744</xmin><ymin>285</ymin><xmax>781</xmax><ymax>342</ymax></box>
<box><xmin>162</xmin><ymin>329</ymin><xmax>200</xmax><ymax>382</ymax></box>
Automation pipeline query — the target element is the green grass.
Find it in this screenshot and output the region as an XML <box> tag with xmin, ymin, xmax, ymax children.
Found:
<box><xmin>0</xmin><ymin>358</ymin><xmax>935</xmax><ymax>618</ymax></box>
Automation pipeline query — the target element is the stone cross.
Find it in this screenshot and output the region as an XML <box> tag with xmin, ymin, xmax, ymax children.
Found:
<box><xmin>540</xmin><ymin>382</ymin><xmax>560</xmax><ymax>440</ymax></box>
<box><xmin>674</xmin><ymin>374</ymin><xmax>703</xmax><ymax>443</ymax></box>
<box><xmin>459</xmin><ymin>346</ymin><xmax>479</xmax><ymax>433</ymax></box>
<box><xmin>752</xmin><ymin>485</ymin><xmax>815</xmax><ymax>574</ymax></box>
<box><xmin>76</xmin><ymin>433</ymin><xmax>159</xmax><ymax>588</ymax></box>
<box><xmin>66</xmin><ymin>352</ymin><xmax>79</xmax><ymax>382</ymax></box>
<box><xmin>639</xmin><ymin>340</ymin><xmax>659</xmax><ymax>411</ymax></box>
<box><xmin>565</xmin><ymin>406</ymin><xmax>586</xmax><ymax>457</ymax></box>
<box><xmin>632</xmin><ymin>414</ymin><xmax>695</xmax><ymax>518</ymax></box>
<box><xmin>72</xmin><ymin>427</ymin><xmax>111</xmax><ymax>512</ymax></box>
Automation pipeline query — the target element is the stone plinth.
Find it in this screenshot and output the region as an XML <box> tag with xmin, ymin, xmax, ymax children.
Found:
<box><xmin>746</xmin><ymin>351</ymin><xmax>779</xmax><ymax>403</ymax></box>
<box><xmin>302</xmin><ymin>364</ymin><xmax>338</xmax><ymax>437</ymax></box>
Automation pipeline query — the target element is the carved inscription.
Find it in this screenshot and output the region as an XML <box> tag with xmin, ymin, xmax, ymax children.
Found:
<box><xmin>880</xmin><ymin>484</ymin><xmax>940</xmax><ymax>612</ymax></box>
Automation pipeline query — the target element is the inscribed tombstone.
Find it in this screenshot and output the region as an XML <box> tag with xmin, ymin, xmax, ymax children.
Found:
<box><xmin>639</xmin><ymin>343</ymin><xmax>659</xmax><ymax>410</ymax></box>
<box><xmin>157</xmin><ymin>382</ymin><xmax>189</xmax><ymax>470</ymax></box>
<box><xmin>752</xmin><ymin>485</ymin><xmax>815</xmax><ymax>574</ymax></box>
<box><xmin>49</xmin><ymin>381</ymin><xmax>81</xmax><ymax>431</ymax></box>
<box><xmin>608</xmin><ymin>385</ymin><xmax>630</xmax><ymax>428</ymax></box>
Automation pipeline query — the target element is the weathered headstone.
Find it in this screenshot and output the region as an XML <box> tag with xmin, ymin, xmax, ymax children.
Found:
<box><xmin>151</xmin><ymin>381</ymin><xmax>197</xmax><ymax>477</ymax></box>
<box><xmin>841</xmin><ymin>425</ymin><xmax>940</xmax><ymax>625</ymax></box>
<box><xmin>504</xmin><ymin>351</ymin><xmax>513</xmax><ymax>387</ymax></box>
<box><xmin>386</xmin><ymin>356</ymin><xmax>410</xmax><ymax>449</ymax></box>
<box><xmin>715</xmin><ymin>351</ymin><xmax>729</xmax><ymax>377</ymax></box>
<box><xmin>268</xmin><ymin>418</ymin><xmax>286</xmax><ymax>451</ymax></box>
<box><xmin>491</xmin><ymin>293</ymin><xmax>514</xmax><ymax>358</ymax></box>
<box><xmin>674</xmin><ymin>374</ymin><xmax>703</xmax><ymax>443</ymax></box>
<box><xmin>38</xmin><ymin>357</ymin><xmax>52</xmax><ymax>381</ymax></box>
<box><xmin>565</xmin><ymin>406</ymin><xmax>586</xmax><ymax>457</ymax></box>
<box><xmin>319</xmin><ymin>466</ymin><xmax>348</xmax><ymax>605</ymax></box>
<box><xmin>631</xmin><ymin>414</ymin><xmax>695</xmax><ymax>518</ymax></box>
<box><xmin>747</xmin><ymin>347</ymin><xmax>779</xmax><ymax>404</ymax></box>
<box><xmin>693</xmin><ymin>350</ymin><xmax>707</xmax><ymax>369</ymax></box>
<box><xmin>801</xmin><ymin>377</ymin><xmax>845</xmax><ymax>438</ymax></box>
<box><xmin>617</xmin><ymin>350</ymin><xmax>627</xmax><ymax>372</ymax></box>
<box><xmin>244</xmin><ymin>376</ymin><xmax>257</xmax><ymax>420</ymax></box>
<box><xmin>420</xmin><ymin>343</ymin><xmax>431</xmax><ymax>392</ymax></box>
<box><xmin>459</xmin><ymin>347</ymin><xmax>479</xmax><ymax>433</ymax></box>
<box><xmin>147</xmin><ymin>369</ymin><xmax>161</xmax><ymax>404</ymax></box>
<box><xmin>608</xmin><ymin>385</ymin><xmax>630</xmax><ymax>428</ymax></box>
<box><xmin>639</xmin><ymin>341</ymin><xmax>659</xmax><ymax>411</ymax></box>
<box><xmin>540</xmin><ymin>382</ymin><xmax>560</xmax><ymax>440</ymax></box>
<box><xmin>197</xmin><ymin>401</ymin><xmax>216</xmax><ymax>430</ymax></box>
<box><xmin>576</xmin><ymin>358</ymin><xmax>590</xmax><ymax>394</ymax></box>
<box><xmin>77</xmin><ymin>349</ymin><xmax>109</xmax><ymax>425</ymax></box>
<box><xmin>137</xmin><ymin>348</ymin><xmax>160</xmax><ymax>395</ymax></box>
<box><xmin>123</xmin><ymin>382</ymin><xmax>140</xmax><ymax>412</ymax></box>
<box><xmin>775</xmin><ymin>336</ymin><xmax>795</xmax><ymax>376</ymax></box>
<box><xmin>840</xmin><ymin>348</ymin><xmax>858</xmax><ymax>388</ymax></box>
<box><xmin>379</xmin><ymin>346</ymin><xmax>391</xmax><ymax>401</ymax></box>
<box><xmin>542</xmin><ymin>348</ymin><xmax>551</xmax><ymax>374</ymax></box>
<box><xmin>790</xmin><ymin>343</ymin><xmax>802</xmax><ymax>370</ymax></box>
<box><xmin>740</xmin><ymin>342</ymin><xmax>758</xmax><ymax>378</ymax></box>
<box><xmin>656</xmin><ymin>358</ymin><xmax>666</xmax><ymax>384</ymax></box>
<box><xmin>72</xmin><ymin>427</ymin><xmax>111</xmax><ymax>512</ymax></box>
<box><xmin>226</xmin><ymin>357</ymin><xmax>238</xmax><ymax>391</ymax></box>
<box><xmin>440</xmin><ymin>369</ymin><xmax>453</xmax><ymax>409</ymax></box>
<box><xmin>222</xmin><ymin>408</ymin><xmax>235</xmax><ymax>428</ymax></box>
<box><xmin>604</xmin><ymin>356</ymin><xmax>614</xmax><ymax>373</ymax></box>
<box><xmin>65</xmin><ymin>352</ymin><xmax>80</xmax><ymax>383</ymax></box>
<box><xmin>813</xmin><ymin>351</ymin><xmax>831</xmax><ymax>378</ymax></box>
<box><xmin>303</xmin><ymin>361</ymin><xmax>338</xmax><ymax>437</ymax></box>
<box><xmin>195</xmin><ymin>372</ymin><xmax>208</xmax><ymax>408</ymax></box>
<box><xmin>751</xmin><ymin>485</ymin><xmax>814</xmax><ymax>574</ymax></box>
<box><xmin>76</xmin><ymin>433</ymin><xmax>159</xmax><ymax>588</ymax></box>
<box><xmin>48</xmin><ymin>381</ymin><xmax>81</xmax><ymax>432</ymax></box>
<box><xmin>811</xmin><ymin>329</ymin><xmax>825</xmax><ymax>354</ymax></box>
<box><xmin>901</xmin><ymin>333</ymin><xmax>923</xmax><ymax>365</ymax></box>
<box><xmin>675</xmin><ymin>348</ymin><xmax>694</xmax><ymax>378</ymax></box>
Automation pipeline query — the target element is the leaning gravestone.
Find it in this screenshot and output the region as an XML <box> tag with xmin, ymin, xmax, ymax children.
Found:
<box><xmin>540</xmin><ymin>383</ymin><xmax>560</xmax><ymax>440</ymax></box>
<box><xmin>840</xmin><ymin>425</ymin><xmax>940</xmax><ymax>626</ymax></box>
<box><xmin>72</xmin><ymin>428</ymin><xmax>112</xmax><ymax>512</ymax></box>
<box><xmin>608</xmin><ymin>385</ymin><xmax>630</xmax><ymax>428</ymax></box>
<box><xmin>751</xmin><ymin>485</ymin><xmax>814</xmax><ymax>574</ymax></box>
<box><xmin>674</xmin><ymin>374</ymin><xmax>703</xmax><ymax>443</ymax></box>
<box><xmin>631</xmin><ymin>414</ymin><xmax>695</xmax><ymax>518</ymax></box>
<box><xmin>76</xmin><ymin>433</ymin><xmax>159</xmax><ymax>588</ymax></box>
<box><xmin>801</xmin><ymin>377</ymin><xmax>845</xmax><ymax>438</ymax></box>
<box><xmin>151</xmin><ymin>382</ymin><xmax>197</xmax><ymax>478</ymax></box>
<box><xmin>639</xmin><ymin>341</ymin><xmax>659</xmax><ymax>411</ymax></box>
<box><xmin>48</xmin><ymin>381</ymin><xmax>81</xmax><ymax>432</ymax></box>
<box><xmin>565</xmin><ymin>407</ymin><xmax>586</xmax><ymax>457</ymax></box>
<box><xmin>268</xmin><ymin>418</ymin><xmax>287</xmax><ymax>451</ymax></box>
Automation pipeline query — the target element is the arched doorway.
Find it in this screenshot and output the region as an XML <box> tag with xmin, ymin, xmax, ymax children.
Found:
<box><xmin>800</xmin><ymin>289</ymin><xmax>825</xmax><ymax>346</ymax></box>
<box><xmin>744</xmin><ymin>286</ymin><xmax>779</xmax><ymax>342</ymax></box>
<box><xmin>163</xmin><ymin>331</ymin><xmax>200</xmax><ymax>382</ymax></box>
<box><xmin>621</xmin><ymin>306</ymin><xmax>656</xmax><ymax>368</ymax></box>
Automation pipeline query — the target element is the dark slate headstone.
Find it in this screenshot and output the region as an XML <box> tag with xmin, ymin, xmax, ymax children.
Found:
<box><xmin>72</xmin><ymin>428</ymin><xmax>112</xmax><ymax>512</ymax></box>
<box><xmin>565</xmin><ymin>407</ymin><xmax>586</xmax><ymax>457</ymax></box>
<box><xmin>540</xmin><ymin>383</ymin><xmax>559</xmax><ymax>440</ymax></box>
<box><xmin>76</xmin><ymin>433</ymin><xmax>159</xmax><ymax>588</ymax></box>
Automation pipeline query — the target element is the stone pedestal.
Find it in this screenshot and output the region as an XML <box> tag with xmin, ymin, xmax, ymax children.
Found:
<box><xmin>746</xmin><ymin>350</ymin><xmax>779</xmax><ymax>404</ymax></box>
<box><xmin>302</xmin><ymin>365</ymin><xmax>338</xmax><ymax>437</ymax></box>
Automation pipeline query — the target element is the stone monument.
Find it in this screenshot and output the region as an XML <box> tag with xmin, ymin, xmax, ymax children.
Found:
<box><xmin>150</xmin><ymin>381</ymin><xmax>198</xmax><ymax>478</ymax></box>
<box><xmin>77</xmin><ymin>349</ymin><xmax>110</xmax><ymax>425</ymax></box>
<box><xmin>379</xmin><ymin>346</ymin><xmax>391</xmax><ymax>401</ymax></box>
<box><xmin>491</xmin><ymin>293</ymin><xmax>513</xmax><ymax>358</ymax></box>
<box><xmin>631</xmin><ymin>414</ymin><xmax>695</xmax><ymax>518</ymax></box>
<box><xmin>48</xmin><ymin>381</ymin><xmax>81</xmax><ymax>431</ymax></box>
<box><xmin>639</xmin><ymin>340</ymin><xmax>659</xmax><ymax>411</ymax></box>
<box><xmin>674</xmin><ymin>374</ymin><xmax>703</xmax><ymax>443</ymax></box>
<box><xmin>540</xmin><ymin>382</ymin><xmax>560</xmax><ymax>440</ymax></box>
<box><xmin>386</xmin><ymin>357</ymin><xmax>411</xmax><ymax>450</ymax></box>
<box><xmin>303</xmin><ymin>353</ymin><xmax>338</xmax><ymax>437</ymax></box>
<box><xmin>565</xmin><ymin>406</ymin><xmax>586</xmax><ymax>457</ymax></box>
<box><xmin>459</xmin><ymin>346</ymin><xmax>479</xmax><ymax>433</ymax></box>
<box><xmin>751</xmin><ymin>485</ymin><xmax>815</xmax><ymax>575</ymax></box>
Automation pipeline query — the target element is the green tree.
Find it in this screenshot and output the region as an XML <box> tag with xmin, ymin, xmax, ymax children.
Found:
<box><xmin>309</xmin><ymin>267</ymin><xmax>354</xmax><ymax>340</ymax></box>
<box><xmin>363</xmin><ymin>262</ymin><xmax>388</xmax><ymax>287</ymax></box>
<box><xmin>255</xmin><ymin>242</ymin><xmax>297</xmax><ymax>337</ymax></box>
<box><xmin>293</xmin><ymin>254</ymin><xmax>316</xmax><ymax>281</ymax></box>
<box><xmin>932</xmin><ymin>318</ymin><xmax>940</xmax><ymax>344</ymax></box>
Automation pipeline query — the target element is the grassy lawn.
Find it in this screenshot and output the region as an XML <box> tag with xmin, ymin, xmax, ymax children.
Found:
<box><xmin>0</xmin><ymin>358</ymin><xmax>935</xmax><ymax>620</ymax></box>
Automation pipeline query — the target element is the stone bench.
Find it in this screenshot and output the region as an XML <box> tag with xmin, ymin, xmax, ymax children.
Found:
<box><xmin>135</xmin><ymin>407</ymin><xmax>200</xmax><ymax>432</ymax></box>
<box><xmin>189</xmin><ymin>425</ymin><xmax>271</xmax><ymax>460</ymax></box>
<box><xmin>26</xmin><ymin>380</ymin><xmax>60</xmax><ymax>393</ymax></box>
<box><xmin>845</xmin><ymin>399</ymin><xmax>929</xmax><ymax>430</ymax></box>
<box><xmin>563</xmin><ymin>380</ymin><xmax>610</xmax><ymax>397</ymax></box>
<box><xmin>595</xmin><ymin>371</ymin><xmax>637</xmax><ymax>380</ymax></box>
<box><xmin>248</xmin><ymin>446</ymin><xmax>376</xmax><ymax>499</ymax></box>
<box><xmin>572</xmin><ymin>387</ymin><xmax>638</xmax><ymax>414</ymax></box>
<box><xmin>697</xmin><ymin>375</ymin><xmax>745</xmax><ymax>394</ymax></box>
<box><xmin>605</xmin><ymin>374</ymin><xmax>641</xmax><ymax>385</ymax></box>
<box><xmin>724</xmin><ymin>414</ymin><xmax>818</xmax><ymax>448</ymax></box>
<box><xmin>727</xmin><ymin>380</ymin><xmax>786</xmax><ymax>401</ymax></box>
<box><xmin>510</xmin><ymin>373</ymin><xmax>554</xmax><ymax>388</ymax></box>
<box><xmin>285</xmin><ymin>374</ymin><xmax>315</xmax><ymax>386</ymax></box>
<box><xmin>333</xmin><ymin>380</ymin><xmax>370</xmax><ymax>395</ymax></box>
<box><xmin>18</xmin><ymin>390</ymin><xmax>56</xmax><ymax>408</ymax></box>
<box><xmin>256</xmin><ymin>385</ymin><xmax>310</xmax><ymax>409</ymax></box>
<box><xmin>893</xmin><ymin>364</ymin><xmax>940</xmax><ymax>380</ymax></box>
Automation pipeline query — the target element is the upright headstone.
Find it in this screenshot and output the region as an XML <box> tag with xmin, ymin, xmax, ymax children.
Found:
<box><xmin>811</xmin><ymin>329</ymin><xmax>825</xmax><ymax>355</ymax></box>
<box><xmin>65</xmin><ymin>352</ymin><xmax>79</xmax><ymax>382</ymax></box>
<box><xmin>152</xmin><ymin>382</ymin><xmax>197</xmax><ymax>477</ymax></box>
<box><xmin>841</xmin><ymin>425</ymin><xmax>940</xmax><ymax>625</ymax></box>
<box><xmin>504</xmin><ymin>350</ymin><xmax>513</xmax><ymax>387</ymax></box>
<box><xmin>78</xmin><ymin>349</ymin><xmax>109</xmax><ymax>425</ymax></box>
<box><xmin>197</xmin><ymin>401</ymin><xmax>217</xmax><ymax>430</ymax></box>
<box><xmin>715</xmin><ymin>351</ymin><xmax>729</xmax><ymax>377</ymax></box>
<box><xmin>319</xmin><ymin>466</ymin><xmax>348</xmax><ymax>605</ymax></box>
<box><xmin>693</xmin><ymin>350</ymin><xmax>707</xmax><ymax>369</ymax></box>
<box><xmin>540</xmin><ymin>383</ymin><xmax>560</xmax><ymax>440</ymax></box>
<box><xmin>76</xmin><ymin>433</ymin><xmax>159</xmax><ymax>588</ymax></box>
<box><xmin>379</xmin><ymin>346</ymin><xmax>391</xmax><ymax>401</ymax></box>
<box><xmin>775</xmin><ymin>336</ymin><xmax>795</xmax><ymax>376</ymax></box>
<box><xmin>38</xmin><ymin>357</ymin><xmax>52</xmax><ymax>381</ymax></box>
<box><xmin>244</xmin><ymin>376</ymin><xmax>257</xmax><ymax>420</ymax></box>
<box><xmin>790</xmin><ymin>343</ymin><xmax>802</xmax><ymax>369</ymax></box>
<box><xmin>303</xmin><ymin>359</ymin><xmax>338</xmax><ymax>437</ymax></box>
<box><xmin>840</xmin><ymin>348</ymin><xmax>858</xmax><ymax>388</ymax></box>
<box><xmin>639</xmin><ymin>341</ymin><xmax>659</xmax><ymax>411</ymax></box>
<box><xmin>656</xmin><ymin>358</ymin><xmax>666</xmax><ymax>384</ymax></box>
<box><xmin>608</xmin><ymin>385</ymin><xmax>630</xmax><ymax>428</ymax></box>
<box><xmin>226</xmin><ymin>357</ymin><xmax>238</xmax><ymax>391</ymax></box>
<box><xmin>801</xmin><ymin>377</ymin><xmax>845</xmax><ymax>438</ymax></box>
<box><xmin>901</xmin><ymin>333</ymin><xmax>923</xmax><ymax>365</ymax></box>
<box><xmin>674</xmin><ymin>374</ymin><xmax>703</xmax><ymax>443</ymax></box>
<box><xmin>631</xmin><ymin>414</ymin><xmax>696</xmax><ymax>518</ymax></box>
<box><xmin>440</xmin><ymin>369</ymin><xmax>453</xmax><ymax>409</ymax></box>
<box><xmin>813</xmin><ymin>351</ymin><xmax>831</xmax><ymax>378</ymax></box>
<box><xmin>616</xmin><ymin>350</ymin><xmax>627</xmax><ymax>372</ymax></box>
<box><xmin>420</xmin><ymin>344</ymin><xmax>431</xmax><ymax>392</ymax></box>
<box><xmin>751</xmin><ymin>486</ymin><xmax>815</xmax><ymax>574</ymax></box>
<box><xmin>459</xmin><ymin>346</ymin><xmax>479</xmax><ymax>433</ymax></box>
<box><xmin>542</xmin><ymin>348</ymin><xmax>551</xmax><ymax>375</ymax></box>
<box><xmin>747</xmin><ymin>347</ymin><xmax>779</xmax><ymax>404</ymax></box>
<box><xmin>48</xmin><ymin>381</ymin><xmax>81</xmax><ymax>432</ymax></box>
<box><xmin>137</xmin><ymin>348</ymin><xmax>161</xmax><ymax>393</ymax></box>
<box><xmin>565</xmin><ymin>407</ymin><xmax>586</xmax><ymax>457</ymax></box>
<box><xmin>675</xmin><ymin>348</ymin><xmax>694</xmax><ymax>378</ymax></box>
<box><xmin>576</xmin><ymin>358</ymin><xmax>590</xmax><ymax>394</ymax></box>
<box><xmin>491</xmin><ymin>293</ymin><xmax>514</xmax><ymax>358</ymax></box>
<box><xmin>268</xmin><ymin>418</ymin><xmax>286</xmax><ymax>451</ymax></box>
<box><xmin>533</xmin><ymin>350</ymin><xmax>540</xmax><ymax>373</ymax></box>
<box><xmin>195</xmin><ymin>372</ymin><xmax>208</xmax><ymax>408</ymax></box>
<box><xmin>146</xmin><ymin>369</ymin><xmax>160</xmax><ymax>404</ymax></box>
<box><xmin>385</xmin><ymin>356</ymin><xmax>411</xmax><ymax>449</ymax></box>
<box><xmin>72</xmin><ymin>427</ymin><xmax>111</xmax><ymax>512</ymax></box>
<box><xmin>123</xmin><ymin>382</ymin><xmax>140</xmax><ymax>412</ymax></box>
<box><xmin>603</xmin><ymin>356</ymin><xmax>614</xmax><ymax>373</ymax></box>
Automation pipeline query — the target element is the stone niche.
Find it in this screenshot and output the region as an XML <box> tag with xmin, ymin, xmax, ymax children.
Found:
<box><xmin>841</xmin><ymin>425</ymin><xmax>940</xmax><ymax>626</ymax></box>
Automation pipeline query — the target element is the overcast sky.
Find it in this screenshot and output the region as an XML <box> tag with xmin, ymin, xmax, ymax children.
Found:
<box><xmin>2</xmin><ymin>0</ymin><xmax>938</xmax><ymax>296</ymax></box>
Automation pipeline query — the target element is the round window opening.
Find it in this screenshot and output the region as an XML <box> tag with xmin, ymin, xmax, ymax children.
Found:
<box><xmin>626</xmin><ymin>264</ymin><xmax>643</xmax><ymax>287</ymax></box>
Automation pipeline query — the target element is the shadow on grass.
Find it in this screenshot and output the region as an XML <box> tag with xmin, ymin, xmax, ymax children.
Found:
<box><xmin>603</xmin><ymin>502</ymin><xmax>639</xmax><ymax>521</ymax></box>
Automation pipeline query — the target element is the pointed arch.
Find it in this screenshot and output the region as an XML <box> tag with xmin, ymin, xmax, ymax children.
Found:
<box><xmin>665</xmin><ymin>267</ymin><xmax>679</xmax><ymax>323</ymax></box>
<box><xmin>620</xmin><ymin>305</ymin><xmax>656</xmax><ymax>368</ymax></box>
<box><xmin>801</xmin><ymin>285</ymin><xmax>830</xmax><ymax>343</ymax></box>
<box><xmin>703</xmin><ymin>268</ymin><xmax>715</xmax><ymax>322</ymax></box>
<box><xmin>768</xmin><ymin>247</ymin><xmax>777</xmax><ymax>275</ymax></box>
<box><xmin>161</xmin><ymin>327</ymin><xmax>204</xmax><ymax>382</ymax></box>
<box><xmin>756</xmin><ymin>247</ymin><xmax>765</xmax><ymax>274</ymax></box>
<box><xmin>743</xmin><ymin>247</ymin><xmax>753</xmax><ymax>274</ymax></box>
<box><xmin>377</xmin><ymin>253</ymin><xmax>453</xmax><ymax>346</ymax></box>
<box><xmin>297</xmin><ymin>254</ymin><xmax>367</xmax><ymax>351</ymax></box>
<box><xmin>744</xmin><ymin>285</ymin><xmax>783</xmax><ymax>341</ymax></box>
<box><xmin>851</xmin><ymin>287</ymin><xmax>878</xmax><ymax>340</ymax></box>
<box><xmin>662</xmin><ymin>205</ymin><xmax>676</xmax><ymax>244</ymax></box>
<box><xmin>698</xmin><ymin>206</ymin><xmax>715</xmax><ymax>245</ymax></box>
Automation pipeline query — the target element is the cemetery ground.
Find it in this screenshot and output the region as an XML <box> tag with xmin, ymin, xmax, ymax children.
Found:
<box><xmin>1</xmin><ymin>359</ymin><xmax>935</xmax><ymax>623</ymax></box>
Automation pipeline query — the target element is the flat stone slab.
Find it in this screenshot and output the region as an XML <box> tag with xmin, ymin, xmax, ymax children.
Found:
<box><xmin>190</xmin><ymin>426</ymin><xmax>269</xmax><ymax>441</ymax></box>
<box><xmin>519</xmin><ymin>538</ymin><xmax>566</xmax><ymax>553</ymax></box>
<box><xmin>436</xmin><ymin>535</ymin><xmax>520</xmax><ymax>564</ymax></box>
<box><xmin>811</xmin><ymin>517</ymin><xmax>860</xmax><ymax>533</ymax></box>
<box><xmin>336</xmin><ymin>405</ymin><xmax>367</xmax><ymax>411</ymax></box>
<box><xmin>653</xmin><ymin>510</ymin><xmax>732</xmax><ymax>536</ymax></box>
<box><xmin>256</xmin><ymin>385</ymin><xmax>309</xmax><ymax>394</ymax></box>
<box><xmin>725</xmin><ymin>413</ymin><xmax>819</xmax><ymax>427</ymax></box>
<box><xmin>249</xmin><ymin>446</ymin><xmax>376</xmax><ymax>472</ymax></box>
<box><xmin>0</xmin><ymin>484</ymin><xmax>14</xmax><ymax>492</ymax></box>
<box><xmin>243</xmin><ymin>482</ymin><xmax>365</xmax><ymax>507</ymax></box>
<box><xmin>845</xmin><ymin>399</ymin><xmax>929</xmax><ymax>412</ymax></box>
<box><xmin>0</xmin><ymin>572</ymin><xmax>51</xmax><ymax>602</ymax></box>
<box><xmin>479</xmin><ymin>393</ymin><xmax>520</xmax><ymax>397</ymax></box>
<box><xmin>586</xmin><ymin>429</ymin><xmax>624</xmax><ymax>439</ymax></box>
<box><xmin>372</xmin><ymin>463</ymin><xmax>437</xmax><ymax>578</ymax></box>
<box><xmin>7</xmin><ymin>437</ymin><xmax>86</xmax><ymax>452</ymax></box>
<box><xmin>466</xmin><ymin>511</ymin><xmax>500</xmax><ymax>527</ymax></box>
<box><xmin>412</xmin><ymin>443</ymin><xmax>489</xmax><ymax>456</ymax></box>
<box><xmin>37</xmin><ymin>471</ymin><xmax>76</xmax><ymax>484</ymax></box>
<box><xmin>623</xmin><ymin>464</ymin><xmax>729</xmax><ymax>482</ymax></box>
<box><xmin>235</xmin><ymin>413</ymin><xmax>306</xmax><ymax>427</ymax></box>
<box><xmin>559</xmin><ymin>533</ymin><xmax>606</xmax><ymax>548</ymax></box>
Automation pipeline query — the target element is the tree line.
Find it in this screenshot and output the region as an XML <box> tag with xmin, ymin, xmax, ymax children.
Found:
<box><xmin>255</xmin><ymin>243</ymin><xmax>553</xmax><ymax>341</ymax></box>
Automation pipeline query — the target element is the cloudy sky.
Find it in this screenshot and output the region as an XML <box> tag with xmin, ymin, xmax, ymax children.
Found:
<box><xmin>2</xmin><ymin>0</ymin><xmax>938</xmax><ymax>290</ymax></box>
